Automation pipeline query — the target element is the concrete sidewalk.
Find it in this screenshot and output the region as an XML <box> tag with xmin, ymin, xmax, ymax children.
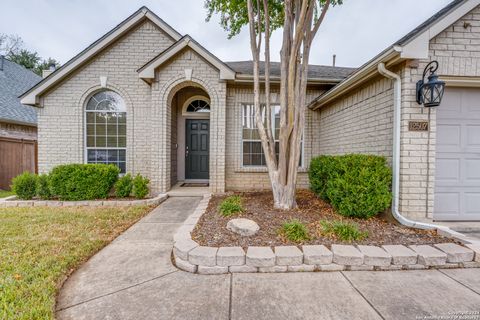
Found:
<box><xmin>57</xmin><ymin>197</ymin><xmax>480</xmax><ymax>320</ymax></box>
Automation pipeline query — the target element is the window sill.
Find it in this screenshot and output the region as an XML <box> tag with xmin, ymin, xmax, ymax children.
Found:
<box><xmin>235</xmin><ymin>167</ymin><xmax>308</xmax><ymax>173</ymax></box>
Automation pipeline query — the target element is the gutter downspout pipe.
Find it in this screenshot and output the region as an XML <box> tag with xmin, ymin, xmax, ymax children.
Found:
<box><xmin>377</xmin><ymin>63</ymin><xmax>441</xmax><ymax>230</ymax></box>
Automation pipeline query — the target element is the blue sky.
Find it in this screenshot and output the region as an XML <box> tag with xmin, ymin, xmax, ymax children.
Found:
<box><xmin>0</xmin><ymin>0</ymin><xmax>452</xmax><ymax>67</ymax></box>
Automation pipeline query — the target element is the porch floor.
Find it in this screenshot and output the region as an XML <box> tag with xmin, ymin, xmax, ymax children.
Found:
<box><xmin>167</xmin><ymin>182</ymin><xmax>211</xmax><ymax>197</ymax></box>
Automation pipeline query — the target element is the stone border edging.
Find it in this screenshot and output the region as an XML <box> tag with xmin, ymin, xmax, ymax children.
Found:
<box><xmin>172</xmin><ymin>195</ymin><xmax>480</xmax><ymax>274</ymax></box>
<box><xmin>0</xmin><ymin>194</ymin><xmax>168</xmax><ymax>208</ymax></box>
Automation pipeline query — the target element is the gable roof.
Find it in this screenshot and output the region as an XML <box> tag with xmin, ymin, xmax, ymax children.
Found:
<box><xmin>138</xmin><ymin>35</ymin><xmax>236</xmax><ymax>81</ymax></box>
<box><xmin>226</xmin><ymin>61</ymin><xmax>355</xmax><ymax>82</ymax></box>
<box><xmin>20</xmin><ymin>6</ymin><xmax>182</xmax><ymax>106</ymax></box>
<box><xmin>309</xmin><ymin>0</ymin><xmax>478</xmax><ymax>110</ymax></box>
<box><xmin>0</xmin><ymin>57</ymin><xmax>41</xmax><ymax>126</ymax></box>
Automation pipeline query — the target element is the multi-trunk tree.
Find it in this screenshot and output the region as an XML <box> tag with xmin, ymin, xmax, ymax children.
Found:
<box><xmin>206</xmin><ymin>0</ymin><xmax>342</xmax><ymax>209</ymax></box>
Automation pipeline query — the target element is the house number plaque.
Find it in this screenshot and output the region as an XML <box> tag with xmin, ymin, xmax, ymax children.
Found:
<box><xmin>408</xmin><ymin>121</ymin><xmax>429</xmax><ymax>132</ymax></box>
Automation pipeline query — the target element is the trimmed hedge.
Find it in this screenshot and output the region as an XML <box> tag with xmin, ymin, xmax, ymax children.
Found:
<box><xmin>309</xmin><ymin>154</ymin><xmax>392</xmax><ymax>219</ymax></box>
<box><xmin>49</xmin><ymin>164</ymin><xmax>120</xmax><ymax>201</ymax></box>
<box><xmin>132</xmin><ymin>174</ymin><xmax>149</xmax><ymax>199</ymax></box>
<box><xmin>36</xmin><ymin>174</ymin><xmax>52</xmax><ymax>200</ymax></box>
<box><xmin>115</xmin><ymin>174</ymin><xmax>133</xmax><ymax>198</ymax></box>
<box><xmin>11</xmin><ymin>172</ymin><xmax>38</xmax><ymax>200</ymax></box>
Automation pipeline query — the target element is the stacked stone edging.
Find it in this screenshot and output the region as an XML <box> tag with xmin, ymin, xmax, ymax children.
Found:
<box><xmin>0</xmin><ymin>194</ymin><xmax>168</xmax><ymax>208</ymax></box>
<box><xmin>173</xmin><ymin>195</ymin><xmax>480</xmax><ymax>274</ymax></box>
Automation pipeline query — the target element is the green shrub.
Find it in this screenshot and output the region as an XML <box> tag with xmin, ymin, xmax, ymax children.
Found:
<box><xmin>49</xmin><ymin>164</ymin><xmax>119</xmax><ymax>201</ymax></box>
<box><xmin>219</xmin><ymin>195</ymin><xmax>243</xmax><ymax>217</ymax></box>
<box><xmin>36</xmin><ymin>174</ymin><xmax>52</xmax><ymax>200</ymax></box>
<box><xmin>115</xmin><ymin>174</ymin><xmax>133</xmax><ymax>198</ymax></box>
<box><xmin>11</xmin><ymin>172</ymin><xmax>38</xmax><ymax>200</ymax></box>
<box><xmin>320</xmin><ymin>220</ymin><xmax>368</xmax><ymax>242</ymax></box>
<box><xmin>280</xmin><ymin>219</ymin><xmax>310</xmax><ymax>243</ymax></box>
<box><xmin>309</xmin><ymin>154</ymin><xmax>392</xmax><ymax>219</ymax></box>
<box><xmin>132</xmin><ymin>174</ymin><xmax>149</xmax><ymax>199</ymax></box>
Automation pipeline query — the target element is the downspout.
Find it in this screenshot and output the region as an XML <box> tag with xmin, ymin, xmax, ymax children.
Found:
<box><xmin>377</xmin><ymin>63</ymin><xmax>439</xmax><ymax>230</ymax></box>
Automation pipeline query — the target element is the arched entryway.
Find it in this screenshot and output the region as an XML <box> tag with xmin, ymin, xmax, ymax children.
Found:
<box><xmin>169</xmin><ymin>86</ymin><xmax>211</xmax><ymax>187</ymax></box>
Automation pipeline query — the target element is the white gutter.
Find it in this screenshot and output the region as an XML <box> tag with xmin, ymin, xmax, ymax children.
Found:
<box><xmin>377</xmin><ymin>63</ymin><xmax>438</xmax><ymax>230</ymax></box>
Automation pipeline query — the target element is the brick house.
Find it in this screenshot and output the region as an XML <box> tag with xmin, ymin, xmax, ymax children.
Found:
<box><xmin>20</xmin><ymin>0</ymin><xmax>480</xmax><ymax>221</ymax></box>
<box><xmin>0</xmin><ymin>56</ymin><xmax>41</xmax><ymax>189</ymax></box>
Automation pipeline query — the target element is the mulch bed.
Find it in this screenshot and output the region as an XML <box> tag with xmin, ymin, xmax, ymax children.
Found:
<box><xmin>191</xmin><ymin>190</ymin><xmax>456</xmax><ymax>248</ymax></box>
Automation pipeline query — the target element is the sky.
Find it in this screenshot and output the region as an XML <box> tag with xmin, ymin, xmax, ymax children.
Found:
<box><xmin>0</xmin><ymin>0</ymin><xmax>452</xmax><ymax>68</ymax></box>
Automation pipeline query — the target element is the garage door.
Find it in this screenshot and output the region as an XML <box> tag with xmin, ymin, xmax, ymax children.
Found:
<box><xmin>434</xmin><ymin>87</ymin><xmax>480</xmax><ymax>221</ymax></box>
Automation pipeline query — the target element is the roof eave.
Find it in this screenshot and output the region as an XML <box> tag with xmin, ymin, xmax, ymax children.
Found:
<box><xmin>20</xmin><ymin>7</ymin><xmax>183</xmax><ymax>107</ymax></box>
<box><xmin>309</xmin><ymin>48</ymin><xmax>402</xmax><ymax>110</ymax></box>
<box><xmin>0</xmin><ymin>117</ymin><xmax>37</xmax><ymax>127</ymax></box>
<box><xmin>138</xmin><ymin>35</ymin><xmax>236</xmax><ymax>81</ymax></box>
<box><xmin>232</xmin><ymin>74</ymin><xmax>345</xmax><ymax>85</ymax></box>
<box><xmin>309</xmin><ymin>0</ymin><xmax>480</xmax><ymax>110</ymax></box>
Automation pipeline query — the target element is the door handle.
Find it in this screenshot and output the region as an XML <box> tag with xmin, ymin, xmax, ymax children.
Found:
<box><xmin>185</xmin><ymin>146</ymin><xmax>189</xmax><ymax>158</ymax></box>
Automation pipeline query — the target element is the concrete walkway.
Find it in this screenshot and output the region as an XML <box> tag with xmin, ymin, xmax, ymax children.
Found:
<box><xmin>57</xmin><ymin>197</ymin><xmax>480</xmax><ymax>320</ymax></box>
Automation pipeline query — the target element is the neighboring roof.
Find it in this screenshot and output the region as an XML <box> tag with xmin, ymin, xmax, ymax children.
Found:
<box><xmin>226</xmin><ymin>61</ymin><xmax>356</xmax><ymax>82</ymax></box>
<box><xmin>0</xmin><ymin>57</ymin><xmax>41</xmax><ymax>126</ymax></box>
<box><xmin>138</xmin><ymin>35</ymin><xmax>236</xmax><ymax>81</ymax></box>
<box><xmin>310</xmin><ymin>0</ymin><xmax>478</xmax><ymax>110</ymax></box>
<box><xmin>20</xmin><ymin>6</ymin><xmax>182</xmax><ymax>106</ymax></box>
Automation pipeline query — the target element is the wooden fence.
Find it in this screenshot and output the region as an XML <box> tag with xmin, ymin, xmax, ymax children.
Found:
<box><xmin>0</xmin><ymin>137</ymin><xmax>37</xmax><ymax>190</ymax></box>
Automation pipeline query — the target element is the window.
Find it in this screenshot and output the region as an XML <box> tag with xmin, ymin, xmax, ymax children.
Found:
<box><xmin>186</xmin><ymin>99</ymin><xmax>210</xmax><ymax>113</ymax></box>
<box><xmin>85</xmin><ymin>90</ymin><xmax>126</xmax><ymax>173</ymax></box>
<box><xmin>242</xmin><ymin>104</ymin><xmax>302</xmax><ymax>167</ymax></box>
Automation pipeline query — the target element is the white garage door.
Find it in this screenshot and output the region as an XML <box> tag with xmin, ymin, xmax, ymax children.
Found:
<box><xmin>434</xmin><ymin>87</ymin><xmax>480</xmax><ymax>221</ymax></box>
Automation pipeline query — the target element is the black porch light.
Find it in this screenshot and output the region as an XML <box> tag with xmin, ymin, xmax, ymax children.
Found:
<box><xmin>416</xmin><ymin>60</ymin><xmax>445</xmax><ymax>108</ymax></box>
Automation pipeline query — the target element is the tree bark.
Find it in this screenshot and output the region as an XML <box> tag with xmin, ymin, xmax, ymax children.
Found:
<box><xmin>246</xmin><ymin>0</ymin><xmax>331</xmax><ymax>210</ymax></box>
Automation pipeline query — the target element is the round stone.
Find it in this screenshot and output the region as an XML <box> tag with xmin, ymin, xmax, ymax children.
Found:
<box><xmin>227</xmin><ymin>218</ymin><xmax>260</xmax><ymax>236</ymax></box>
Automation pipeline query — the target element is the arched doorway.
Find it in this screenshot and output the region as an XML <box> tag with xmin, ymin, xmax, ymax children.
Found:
<box><xmin>170</xmin><ymin>86</ymin><xmax>210</xmax><ymax>186</ymax></box>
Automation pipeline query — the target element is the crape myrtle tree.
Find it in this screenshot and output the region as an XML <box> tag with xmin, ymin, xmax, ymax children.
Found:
<box><xmin>205</xmin><ymin>0</ymin><xmax>342</xmax><ymax>209</ymax></box>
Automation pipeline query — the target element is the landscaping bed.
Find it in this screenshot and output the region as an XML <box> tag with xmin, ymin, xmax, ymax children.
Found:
<box><xmin>0</xmin><ymin>205</ymin><xmax>155</xmax><ymax>319</ymax></box>
<box><xmin>191</xmin><ymin>190</ymin><xmax>456</xmax><ymax>248</ymax></box>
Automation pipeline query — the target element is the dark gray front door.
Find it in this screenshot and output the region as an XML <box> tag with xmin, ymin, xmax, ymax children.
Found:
<box><xmin>186</xmin><ymin>119</ymin><xmax>209</xmax><ymax>180</ymax></box>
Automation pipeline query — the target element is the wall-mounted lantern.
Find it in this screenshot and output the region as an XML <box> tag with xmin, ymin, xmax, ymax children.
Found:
<box><xmin>416</xmin><ymin>60</ymin><xmax>445</xmax><ymax>108</ymax></box>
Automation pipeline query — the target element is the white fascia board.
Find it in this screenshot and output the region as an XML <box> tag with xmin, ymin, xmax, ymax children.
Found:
<box><xmin>21</xmin><ymin>8</ymin><xmax>182</xmax><ymax>106</ymax></box>
<box><xmin>139</xmin><ymin>37</ymin><xmax>236</xmax><ymax>81</ymax></box>
<box><xmin>401</xmin><ymin>0</ymin><xmax>480</xmax><ymax>59</ymax></box>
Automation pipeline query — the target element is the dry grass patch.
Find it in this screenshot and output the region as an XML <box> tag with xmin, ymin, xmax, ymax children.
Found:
<box><xmin>0</xmin><ymin>205</ymin><xmax>153</xmax><ymax>320</ymax></box>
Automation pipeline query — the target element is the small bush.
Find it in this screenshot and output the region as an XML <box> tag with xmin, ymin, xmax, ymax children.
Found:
<box><xmin>219</xmin><ymin>195</ymin><xmax>243</xmax><ymax>217</ymax></box>
<box><xmin>320</xmin><ymin>220</ymin><xmax>368</xmax><ymax>242</ymax></box>
<box><xmin>36</xmin><ymin>174</ymin><xmax>52</xmax><ymax>200</ymax></box>
<box><xmin>132</xmin><ymin>174</ymin><xmax>149</xmax><ymax>199</ymax></box>
<box><xmin>11</xmin><ymin>172</ymin><xmax>38</xmax><ymax>200</ymax></box>
<box><xmin>49</xmin><ymin>164</ymin><xmax>120</xmax><ymax>201</ymax></box>
<box><xmin>309</xmin><ymin>154</ymin><xmax>392</xmax><ymax>219</ymax></box>
<box><xmin>115</xmin><ymin>174</ymin><xmax>133</xmax><ymax>198</ymax></box>
<box><xmin>280</xmin><ymin>219</ymin><xmax>310</xmax><ymax>243</ymax></box>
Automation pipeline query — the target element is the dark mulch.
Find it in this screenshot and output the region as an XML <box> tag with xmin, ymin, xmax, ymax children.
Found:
<box><xmin>191</xmin><ymin>190</ymin><xmax>456</xmax><ymax>249</ymax></box>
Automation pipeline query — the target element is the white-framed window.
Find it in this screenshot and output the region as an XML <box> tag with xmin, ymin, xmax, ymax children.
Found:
<box><xmin>85</xmin><ymin>90</ymin><xmax>126</xmax><ymax>173</ymax></box>
<box><xmin>182</xmin><ymin>96</ymin><xmax>211</xmax><ymax>116</ymax></box>
<box><xmin>242</xmin><ymin>104</ymin><xmax>303</xmax><ymax>167</ymax></box>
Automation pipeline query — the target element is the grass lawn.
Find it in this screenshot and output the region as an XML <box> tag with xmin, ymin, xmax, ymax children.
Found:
<box><xmin>0</xmin><ymin>189</ymin><xmax>14</xmax><ymax>198</ymax></box>
<box><xmin>0</xmin><ymin>205</ymin><xmax>154</xmax><ymax>319</ymax></box>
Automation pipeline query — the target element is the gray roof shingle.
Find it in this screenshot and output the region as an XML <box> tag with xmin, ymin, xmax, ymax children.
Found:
<box><xmin>0</xmin><ymin>56</ymin><xmax>42</xmax><ymax>126</ymax></box>
<box><xmin>225</xmin><ymin>61</ymin><xmax>356</xmax><ymax>81</ymax></box>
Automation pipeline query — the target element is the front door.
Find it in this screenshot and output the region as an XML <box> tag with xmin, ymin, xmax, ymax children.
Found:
<box><xmin>185</xmin><ymin>119</ymin><xmax>209</xmax><ymax>180</ymax></box>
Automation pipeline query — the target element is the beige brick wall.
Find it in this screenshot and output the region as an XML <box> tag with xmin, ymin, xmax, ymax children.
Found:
<box><xmin>315</xmin><ymin>5</ymin><xmax>480</xmax><ymax>220</ymax></box>
<box><xmin>152</xmin><ymin>48</ymin><xmax>227</xmax><ymax>194</ymax></box>
<box><xmin>318</xmin><ymin>76</ymin><xmax>394</xmax><ymax>162</ymax></box>
<box><xmin>225</xmin><ymin>85</ymin><xmax>324</xmax><ymax>191</ymax></box>
<box><xmin>0</xmin><ymin>122</ymin><xmax>37</xmax><ymax>140</ymax></box>
<box><xmin>37</xmin><ymin>19</ymin><xmax>176</xmax><ymax>177</ymax></box>
<box><xmin>399</xmin><ymin>5</ymin><xmax>480</xmax><ymax>219</ymax></box>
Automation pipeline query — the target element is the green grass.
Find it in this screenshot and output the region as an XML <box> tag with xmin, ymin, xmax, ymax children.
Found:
<box><xmin>0</xmin><ymin>189</ymin><xmax>14</xmax><ymax>198</ymax></box>
<box><xmin>219</xmin><ymin>195</ymin><xmax>243</xmax><ymax>217</ymax></box>
<box><xmin>0</xmin><ymin>205</ymin><xmax>153</xmax><ymax>319</ymax></box>
<box><xmin>319</xmin><ymin>220</ymin><xmax>368</xmax><ymax>242</ymax></box>
<box><xmin>280</xmin><ymin>219</ymin><xmax>310</xmax><ymax>243</ymax></box>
